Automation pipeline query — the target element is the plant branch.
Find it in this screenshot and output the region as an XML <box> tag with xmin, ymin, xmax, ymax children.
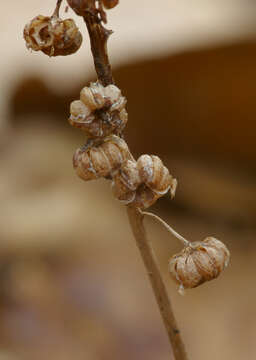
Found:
<box><xmin>81</xmin><ymin>2</ymin><xmax>188</xmax><ymax>359</ymax></box>
<box><xmin>83</xmin><ymin>12</ymin><xmax>114</xmax><ymax>86</ymax></box>
<box><xmin>142</xmin><ymin>211</ymin><xmax>190</xmax><ymax>246</ymax></box>
<box><xmin>53</xmin><ymin>0</ymin><xmax>63</xmax><ymax>17</ymax></box>
<box><xmin>127</xmin><ymin>206</ymin><xmax>188</xmax><ymax>360</ymax></box>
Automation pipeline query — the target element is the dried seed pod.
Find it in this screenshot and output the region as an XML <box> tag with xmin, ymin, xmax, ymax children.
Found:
<box><xmin>137</xmin><ymin>155</ymin><xmax>177</xmax><ymax>197</ymax></box>
<box><xmin>169</xmin><ymin>237</ymin><xmax>230</xmax><ymax>293</ymax></box>
<box><xmin>102</xmin><ymin>0</ymin><xmax>119</xmax><ymax>9</ymax></box>
<box><xmin>73</xmin><ymin>135</ymin><xmax>130</xmax><ymax>181</ymax></box>
<box><xmin>69</xmin><ymin>82</ymin><xmax>128</xmax><ymax>138</ymax></box>
<box><xmin>24</xmin><ymin>15</ymin><xmax>82</xmax><ymax>57</ymax></box>
<box><xmin>112</xmin><ymin>160</ymin><xmax>141</xmax><ymax>204</ymax></box>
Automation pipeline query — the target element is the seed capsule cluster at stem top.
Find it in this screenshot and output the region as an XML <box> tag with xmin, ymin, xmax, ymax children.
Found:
<box><xmin>70</xmin><ymin>82</ymin><xmax>177</xmax><ymax>209</ymax></box>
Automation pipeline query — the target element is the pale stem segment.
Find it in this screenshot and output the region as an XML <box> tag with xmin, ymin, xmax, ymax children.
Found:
<box><xmin>127</xmin><ymin>206</ymin><xmax>188</xmax><ymax>360</ymax></box>
<box><xmin>80</xmin><ymin>1</ymin><xmax>189</xmax><ymax>358</ymax></box>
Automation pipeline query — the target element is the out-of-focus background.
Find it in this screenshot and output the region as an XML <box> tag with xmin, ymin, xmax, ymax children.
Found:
<box><xmin>0</xmin><ymin>0</ymin><xmax>256</xmax><ymax>359</ymax></box>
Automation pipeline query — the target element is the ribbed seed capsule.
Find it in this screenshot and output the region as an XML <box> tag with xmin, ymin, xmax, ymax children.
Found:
<box><xmin>73</xmin><ymin>135</ymin><xmax>130</xmax><ymax>181</ymax></box>
<box><xmin>24</xmin><ymin>15</ymin><xmax>82</xmax><ymax>56</ymax></box>
<box><xmin>69</xmin><ymin>82</ymin><xmax>128</xmax><ymax>138</ymax></box>
<box><xmin>168</xmin><ymin>237</ymin><xmax>230</xmax><ymax>293</ymax></box>
<box><xmin>137</xmin><ymin>155</ymin><xmax>177</xmax><ymax>197</ymax></box>
<box><xmin>112</xmin><ymin>154</ymin><xmax>177</xmax><ymax>209</ymax></box>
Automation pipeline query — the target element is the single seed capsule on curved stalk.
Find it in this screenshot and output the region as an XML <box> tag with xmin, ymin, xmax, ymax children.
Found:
<box><xmin>102</xmin><ymin>0</ymin><xmax>119</xmax><ymax>9</ymax></box>
<box><xmin>24</xmin><ymin>15</ymin><xmax>82</xmax><ymax>56</ymax></box>
<box><xmin>168</xmin><ymin>237</ymin><xmax>230</xmax><ymax>294</ymax></box>
<box><xmin>137</xmin><ymin>154</ymin><xmax>177</xmax><ymax>197</ymax></box>
<box><xmin>73</xmin><ymin>135</ymin><xmax>130</xmax><ymax>181</ymax></box>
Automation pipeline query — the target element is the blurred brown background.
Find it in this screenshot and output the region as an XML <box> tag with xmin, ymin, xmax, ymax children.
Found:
<box><xmin>0</xmin><ymin>0</ymin><xmax>256</xmax><ymax>359</ymax></box>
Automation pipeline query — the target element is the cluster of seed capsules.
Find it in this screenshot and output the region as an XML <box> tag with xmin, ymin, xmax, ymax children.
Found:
<box><xmin>70</xmin><ymin>81</ymin><xmax>177</xmax><ymax>209</ymax></box>
<box><xmin>69</xmin><ymin>82</ymin><xmax>230</xmax><ymax>292</ymax></box>
<box><xmin>23</xmin><ymin>0</ymin><xmax>230</xmax><ymax>293</ymax></box>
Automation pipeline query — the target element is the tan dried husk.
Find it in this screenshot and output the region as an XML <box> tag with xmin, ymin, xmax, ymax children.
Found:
<box><xmin>137</xmin><ymin>154</ymin><xmax>176</xmax><ymax>195</ymax></box>
<box><xmin>73</xmin><ymin>135</ymin><xmax>130</xmax><ymax>181</ymax></box>
<box><xmin>169</xmin><ymin>237</ymin><xmax>230</xmax><ymax>293</ymax></box>
<box><xmin>112</xmin><ymin>156</ymin><xmax>177</xmax><ymax>209</ymax></box>
<box><xmin>24</xmin><ymin>15</ymin><xmax>82</xmax><ymax>57</ymax></box>
<box><xmin>69</xmin><ymin>82</ymin><xmax>128</xmax><ymax>139</ymax></box>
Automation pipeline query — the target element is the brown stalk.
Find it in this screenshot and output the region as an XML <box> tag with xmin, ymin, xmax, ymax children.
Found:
<box><xmin>83</xmin><ymin>12</ymin><xmax>113</xmax><ymax>86</ymax></box>
<box><xmin>81</xmin><ymin>2</ymin><xmax>188</xmax><ymax>359</ymax></box>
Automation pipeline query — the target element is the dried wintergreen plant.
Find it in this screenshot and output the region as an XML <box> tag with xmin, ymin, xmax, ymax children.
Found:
<box><xmin>23</xmin><ymin>1</ymin><xmax>230</xmax><ymax>359</ymax></box>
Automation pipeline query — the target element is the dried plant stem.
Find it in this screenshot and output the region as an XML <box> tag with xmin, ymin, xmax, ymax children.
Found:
<box><xmin>142</xmin><ymin>211</ymin><xmax>190</xmax><ymax>246</ymax></box>
<box><xmin>83</xmin><ymin>13</ymin><xmax>114</xmax><ymax>86</ymax></box>
<box><xmin>82</xmin><ymin>5</ymin><xmax>188</xmax><ymax>359</ymax></box>
<box><xmin>127</xmin><ymin>206</ymin><xmax>188</xmax><ymax>360</ymax></box>
<box><xmin>53</xmin><ymin>0</ymin><xmax>63</xmax><ymax>17</ymax></box>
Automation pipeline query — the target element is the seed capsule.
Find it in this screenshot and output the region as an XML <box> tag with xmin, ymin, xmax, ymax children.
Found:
<box><xmin>112</xmin><ymin>154</ymin><xmax>177</xmax><ymax>209</ymax></box>
<box><xmin>137</xmin><ymin>154</ymin><xmax>177</xmax><ymax>197</ymax></box>
<box><xmin>169</xmin><ymin>237</ymin><xmax>230</xmax><ymax>293</ymax></box>
<box><xmin>24</xmin><ymin>15</ymin><xmax>82</xmax><ymax>56</ymax></box>
<box><xmin>73</xmin><ymin>135</ymin><xmax>130</xmax><ymax>181</ymax></box>
<box><xmin>69</xmin><ymin>82</ymin><xmax>128</xmax><ymax>138</ymax></box>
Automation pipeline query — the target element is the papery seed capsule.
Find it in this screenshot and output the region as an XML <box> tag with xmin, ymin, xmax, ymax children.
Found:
<box><xmin>102</xmin><ymin>0</ymin><xmax>119</xmax><ymax>9</ymax></box>
<box><xmin>137</xmin><ymin>155</ymin><xmax>177</xmax><ymax>197</ymax></box>
<box><xmin>80</xmin><ymin>83</ymin><xmax>106</xmax><ymax>111</ymax></box>
<box><xmin>44</xmin><ymin>18</ymin><xmax>82</xmax><ymax>56</ymax></box>
<box><xmin>112</xmin><ymin>160</ymin><xmax>141</xmax><ymax>203</ymax></box>
<box><xmin>168</xmin><ymin>237</ymin><xmax>230</xmax><ymax>293</ymax></box>
<box><xmin>24</xmin><ymin>15</ymin><xmax>82</xmax><ymax>56</ymax></box>
<box><xmin>69</xmin><ymin>82</ymin><xmax>128</xmax><ymax>138</ymax></box>
<box><xmin>73</xmin><ymin>135</ymin><xmax>130</xmax><ymax>181</ymax></box>
<box><xmin>24</xmin><ymin>15</ymin><xmax>53</xmax><ymax>52</ymax></box>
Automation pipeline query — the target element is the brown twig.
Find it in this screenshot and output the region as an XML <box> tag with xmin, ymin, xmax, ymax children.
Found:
<box><xmin>53</xmin><ymin>0</ymin><xmax>63</xmax><ymax>17</ymax></box>
<box><xmin>83</xmin><ymin>12</ymin><xmax>114</xmax><ymax>86</ymax></box>
<box><xmin>79</xmin><ymin>1</ymin><xmax>188</xmax><ymax>358</ymax></box>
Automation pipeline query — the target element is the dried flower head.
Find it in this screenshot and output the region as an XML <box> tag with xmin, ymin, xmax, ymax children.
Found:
<box><xmin>137</xmin><ymin>155</ymin><xmax>177</xmax><ymax>197</ymax></box>
<box><xmin>69</xmin><ymin>82</ymin><xmax>128</xmax><ymax>138</ymax></box>
<box><xmin>73</xmin><ymin>135</ymin><xmax>130</xmax><ymax>181</ymax></box>
<box><xmin>169</xmin><ymin>237</ymin><xmax>230</xmax><ymax>294</ymax></box>
<box><xmin>24</xmin><ymin>15</ymin><xmax>82</xmax><ymax>56</ymax></box>
<box><xmin>112</xmin><ymin>155</ymin><xmax>177</xmax><ymax>209</ymax></box>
